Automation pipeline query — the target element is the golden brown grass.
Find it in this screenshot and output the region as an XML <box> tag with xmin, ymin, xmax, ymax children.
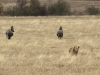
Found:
<box><xmin>0</xmin><ymin>16</ymin><xmax>100</xmax><ymax>75</ymax></box>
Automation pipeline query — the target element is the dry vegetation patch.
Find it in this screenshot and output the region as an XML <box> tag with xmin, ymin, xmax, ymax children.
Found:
<box><xmin>0</xmin><ymin>16</ymin><xmax>100</xmax><ymax>75</ymax></box>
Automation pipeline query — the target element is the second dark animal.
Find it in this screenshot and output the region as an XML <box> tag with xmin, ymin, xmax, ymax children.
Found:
<box><xmin>57</xmin><ymin>26</ymin><xmax>63</xmax><ymax>39</ymax></box>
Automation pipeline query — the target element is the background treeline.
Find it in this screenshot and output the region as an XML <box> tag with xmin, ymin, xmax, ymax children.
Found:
<box><xmin>0</xmin><ymin>0</ymin><xmax>100</xmax><ymax>16</ymax></box>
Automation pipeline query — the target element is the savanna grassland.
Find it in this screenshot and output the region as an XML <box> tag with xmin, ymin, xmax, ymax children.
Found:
<box><xmin>0</xmin><ymin>16</ymin><xmax>100</xmax><ymax>75</ymax></box>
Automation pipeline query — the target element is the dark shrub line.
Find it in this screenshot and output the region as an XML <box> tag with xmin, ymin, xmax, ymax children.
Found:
<box><xmin>0</xmin><ymin>0</ymin><xmax>100</xmax><ymax>16</ymax></box>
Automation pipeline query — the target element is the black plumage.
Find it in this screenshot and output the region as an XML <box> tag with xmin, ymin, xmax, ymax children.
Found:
<box><xmin>57</xmin><ymin>26</ymin><xmax>63</xmax><ymax>39</ymax></box>
<box><xmin>6</xmin><ymin>26</ymin><xmax>14</xmax><ymax>39</ymax></box>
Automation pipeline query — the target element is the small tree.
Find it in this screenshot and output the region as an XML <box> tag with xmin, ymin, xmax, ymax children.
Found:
<box><xmin>85</xmin><ymin>6</ymin><xmax>100</xmax><ymax>15</ymax></box>
<box><xmin>48</xmin><ymin>0</ymin><xmax>70</xmax><ymax>15</ymax></box>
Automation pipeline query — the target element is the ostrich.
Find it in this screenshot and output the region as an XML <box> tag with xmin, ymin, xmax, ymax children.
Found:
<box><xmin>57</xmin><ymin>26</ymin><xmax>63</xmax><ymax>39</ymax></box>
<box><xmin>6</xmin><ymin>26</ymin><xmax>14</xmax><ymax>39</ymax></box>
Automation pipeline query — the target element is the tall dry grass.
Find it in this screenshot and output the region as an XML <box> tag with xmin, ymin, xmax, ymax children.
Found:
<box><xmin>0</xmin><ymin>16</ymin><xmax>100</xmax><ymax>75</ymax></box>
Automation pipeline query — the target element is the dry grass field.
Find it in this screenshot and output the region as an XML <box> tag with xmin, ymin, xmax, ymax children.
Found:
<box><xmin>0</xmin><ymin>16</ymin><xmax>100</xmax><ymax>75</ymax></box>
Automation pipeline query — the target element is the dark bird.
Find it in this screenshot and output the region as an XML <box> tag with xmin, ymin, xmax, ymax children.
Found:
<box><xmin>57</xmin><ymin>26</ymin><xmax>63</xmax><ymax>39</ymax></box>
<box><xmin>6</xmin><ymin>26</ymin><xmax>14</xmax><ymax>39</ymax></box>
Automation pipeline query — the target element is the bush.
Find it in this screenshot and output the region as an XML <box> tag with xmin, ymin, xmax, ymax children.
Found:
<box><xmin>85</xmin><ymin>6</ymin><xmax>100</xmax><ymax>15</ymax></box>
<box><xmin>22</xmin><ymin>6</ymin><xmax>33</xmax><ymax>16</ymax></box>
<box><xmin>16</xmin><ymin>0</ymin><xmax>27</xmax><ymax>16</ymax></box>
<box><xmin>48</xmin><ymin>0</ymin><xmax>70</xmax><ymax>16</ymax></box>
<box><xmin>0</xmin><ymin>3</ymin><xmax>3</xmax><ymax>15</ymax></box>
<box><xmin>4</xmin><ymin>7</ymin><xmax>15</xmax><ymax>16</ymax></box>
<box><xmin>30</xmin><ymin>0</ymin><xmax>47</xmax><ymax>16</ymax></box>
<box><xmin>39</xmin><ymin>5</ymin><xmax>48</xmax><ymax>16</ymax></box>
<box><xmin>4</xmin><ymin>0</ymin><xmax>70</xmax><ymax>16</ymax></box>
